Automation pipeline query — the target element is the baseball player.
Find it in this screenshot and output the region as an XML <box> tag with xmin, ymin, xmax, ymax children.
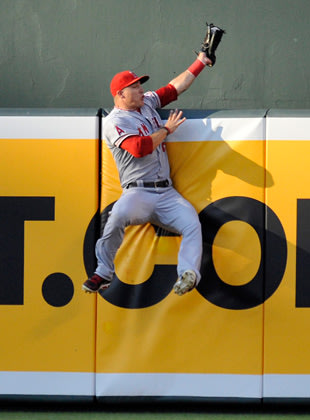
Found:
<box><xmin>83</xmin><ymin>25</ymin><xmax>224</xmax><ymax>296</ymax></box>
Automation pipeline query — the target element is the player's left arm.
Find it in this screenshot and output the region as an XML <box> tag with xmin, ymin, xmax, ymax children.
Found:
<box><xmin>155</xmin><ymin>52</ymin><xmax>211</xmax><ymax>107</ymax></box>
<box><xmin>169</xmin><ymin>52</ymin><xmax>211</xmax><ymax>95</ymax></box>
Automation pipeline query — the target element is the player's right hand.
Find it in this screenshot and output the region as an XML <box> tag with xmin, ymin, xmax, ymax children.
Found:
<box><xmin>165</xmin><ymin>109</ymin><xmax>186</xmax><ymax>134</ymax></box>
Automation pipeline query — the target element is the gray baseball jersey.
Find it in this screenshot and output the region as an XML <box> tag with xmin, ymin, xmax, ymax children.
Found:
<box><xmin>102</xmin><ymin>91</ymin><xmax>171</xmax><ymax>188</ymax></box>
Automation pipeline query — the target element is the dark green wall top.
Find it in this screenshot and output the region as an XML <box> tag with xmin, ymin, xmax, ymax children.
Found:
<box><xmin>1</xmin><ymin>0</ymin><xmax>310</xmax><ymax>109</ymax></box>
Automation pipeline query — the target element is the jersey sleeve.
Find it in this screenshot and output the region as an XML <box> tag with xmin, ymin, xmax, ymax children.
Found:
<box><xmin>102</xmin><ymin>117</ymin><xmax>141</xmax><ymax>148</ymax></box>
<box><xmin>143</xmin><ymin>91</ymin><xmax>161</xmax><ymax>109</ymax></box>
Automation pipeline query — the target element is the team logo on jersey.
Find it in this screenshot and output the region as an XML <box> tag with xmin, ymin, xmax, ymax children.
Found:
<box><xmin>115</xmin><ymin>126</ymin><xmax>125</xmax><ymax>135</ymax></box>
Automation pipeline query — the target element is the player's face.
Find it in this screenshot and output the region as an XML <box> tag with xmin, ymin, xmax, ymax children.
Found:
<box><xmin>121</xmin><ymin>82</ymin><xmax>145</xmax><ymax>109</ymax></box>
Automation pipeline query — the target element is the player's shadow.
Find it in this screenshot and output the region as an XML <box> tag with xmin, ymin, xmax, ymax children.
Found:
<box><xmin>164</xmin><ymin>110</ymin><xmax>274</xmax><ymax>205</ymax></box>
<box><xmin>156</xmin><ymin>110</ymin><xmax>273</xmax><ymax>236</ymax></box>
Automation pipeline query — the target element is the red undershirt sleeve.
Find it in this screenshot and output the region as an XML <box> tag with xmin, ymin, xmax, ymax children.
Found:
<box><xmin>120</xmin><ymin>135</ymin><xmax>153</xmax><ymax>158</ymax></box>
<box><xmin>155</xmin><ymin>83</ymin><xmax>178</xmax><ymax>108</ymax></box>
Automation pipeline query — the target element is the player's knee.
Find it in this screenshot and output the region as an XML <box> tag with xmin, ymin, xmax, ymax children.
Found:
<box><xmin>183</xmin><ymin>215</ymin><xmax>201</xmax><ymax>237</ymax></box>
<box><xmin>108</xmin><ymin>209</ymin><xmax>128</xmax><ymax>228</ymax></box>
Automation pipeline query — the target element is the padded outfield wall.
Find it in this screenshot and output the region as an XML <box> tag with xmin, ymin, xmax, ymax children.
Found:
<box><xmin>1</xmin><ymin>108</ymin><xmax>310</xmax><ymax>402</ymax></box>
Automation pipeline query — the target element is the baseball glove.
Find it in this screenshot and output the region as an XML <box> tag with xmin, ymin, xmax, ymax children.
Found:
<box><xmin>200</xmin><ymin>22</ymin><xmax>225</xmax><ymax>67</ymax></box>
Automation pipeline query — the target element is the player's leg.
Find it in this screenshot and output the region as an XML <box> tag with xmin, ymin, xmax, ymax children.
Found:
<box><xmin>154</xmin><ymin>188</ymin><xmax>202</xmax><ymax>294</ymax></box>
<box><xmin>86</xmin><ymin>188</ymin><xmax>156</xmax><ymax>290</ymax></box>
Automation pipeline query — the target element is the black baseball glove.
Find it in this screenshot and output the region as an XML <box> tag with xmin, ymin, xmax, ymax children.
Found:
<box><xmin>200</xmin><ymin>22</ymin><xmax>225</xmax><ymax>67</ymax></box>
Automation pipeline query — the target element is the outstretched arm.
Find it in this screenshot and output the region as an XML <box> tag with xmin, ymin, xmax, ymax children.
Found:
<box><xmin>169</xmin><ymin>52</ymin><xmax>212</xmax><ymax>95</ymax></box>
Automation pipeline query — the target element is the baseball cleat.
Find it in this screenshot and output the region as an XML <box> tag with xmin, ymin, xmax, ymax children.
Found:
<box><xmin>82</xmin><ymin>274</ymin><xmax>111</xmax><ymax>293</ymax></box>
<box><xmin>173</xmin><ymin>270</ymin><xmax>197</xmax><ymax>296</ymax></box>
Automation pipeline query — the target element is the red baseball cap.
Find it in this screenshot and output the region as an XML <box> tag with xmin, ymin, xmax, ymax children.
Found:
<box><xmin>110</xmin><ymin>70</ymin><xmax>149</xmax><ymax>97</ymax></box>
